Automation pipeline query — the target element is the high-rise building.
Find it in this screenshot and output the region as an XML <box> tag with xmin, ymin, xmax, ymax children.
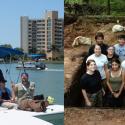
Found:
<box><xmin>21</xmin><ymin>11</ymin><xmax>63</xmax><ymax>59</ymax></box>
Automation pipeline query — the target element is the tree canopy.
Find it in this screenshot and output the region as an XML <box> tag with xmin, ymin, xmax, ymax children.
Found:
<box><xmin>65</xmin><ymin>0</ymin><xmax>125</xmax><ymax>16</ymax></box>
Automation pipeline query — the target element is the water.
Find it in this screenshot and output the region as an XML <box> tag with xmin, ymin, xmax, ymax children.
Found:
<box><xmin>36</xmin><ymin>113</ymin><xmax>64</xmax><ymax>125</ymax></box>
<box><xmin>0</xmin><ymin>63</ymin><xmax>64</xmax><ymax>125</ymax></box>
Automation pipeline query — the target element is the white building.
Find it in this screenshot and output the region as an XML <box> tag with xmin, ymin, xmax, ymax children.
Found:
<box><xmin>21</xmin><ymin>11</ymin><xmax>63</xmax><ymax>59</ymax></box>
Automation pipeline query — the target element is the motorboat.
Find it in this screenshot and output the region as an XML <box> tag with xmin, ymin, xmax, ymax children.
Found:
<box><xmin>0</xmin><ymin>104</ymin><xmax>64</xmax><ymax>125</ymax></box>
<box><xmin>16</xmin><ymin>61</ymin><xmax>47</xmax><ymax>70</ymax></box>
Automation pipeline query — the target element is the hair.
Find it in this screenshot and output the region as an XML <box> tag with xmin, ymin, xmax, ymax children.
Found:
<box><xmin>21</xmin><ymin>72</ymin><xmax>29</xmax><ymax>77</ymax></box>
<box><xmin>107</xmin><ymin>45</ymin><xmax>115</xmax><ymax>53</ymax></box>
<box><xmin>117</xmin><ymin>34</ymin><xmax>125</xmax><ymax>40</ymax></box>
<box><xmin>95</xmin><ymin>32</ymin><xmax>104</xmax><ymax>40</ymax></box>
<box><xmin>86</xmin><ymin>59</ymin><xmax>96</xmax><ymax>67</ymax></box>
<box><xmin>94</xmin><ymin>44</ymin><xmax>101</xmax><ymax>48</ymax></box>
<box><xmin>111</xmin><ymin>58</ymin><xmax>121</xmax><ymax>68</ymax></box>
<box><xmin>107</xmin><ymin>45</ymin><xmax>115</xmax><ymax>50</ymax></box>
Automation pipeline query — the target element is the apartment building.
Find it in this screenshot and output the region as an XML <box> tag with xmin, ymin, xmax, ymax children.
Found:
<box><xmin>21</xmin><ymin>11</ymin><xmax>63</xmax><ymax>59</ymax></box>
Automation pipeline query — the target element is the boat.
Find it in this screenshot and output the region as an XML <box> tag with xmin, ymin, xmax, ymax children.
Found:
<box><xmin>0</xmin><ymin>104</ymin><xmax>64</xmax><ymax>125</ymax></box>
<box><xmin>16</xmin><ymin>61</ymin><xmax>47</xmax><ymax>70</ymax></box>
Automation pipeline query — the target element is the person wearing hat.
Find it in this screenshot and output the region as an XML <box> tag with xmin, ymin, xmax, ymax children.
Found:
<box><xmin>0</xmin><ymin>69</ymin><xmax>17</xmax><ymax>109</ymax></box>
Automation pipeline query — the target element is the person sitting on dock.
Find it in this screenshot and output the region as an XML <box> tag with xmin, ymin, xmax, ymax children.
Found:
<box><xmin>11</xmin><ymin>72</ymin><xmax>48</xmax><ymax>112</ymax></box>
<box><xmin>0</xmin><ymin>69</ymin><xmax>17</xmax><ymax>109</ymax></box>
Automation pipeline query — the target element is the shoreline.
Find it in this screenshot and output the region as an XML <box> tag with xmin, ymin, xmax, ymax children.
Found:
<box><xmin>0</xmin><ymin>60</ymin><xmax>64</xmax><ymax>64</ymax></box>
<box><xmin>43</xmin><ymin>60</ymin><xmax>64</xmax><ymax>64</ymax></box>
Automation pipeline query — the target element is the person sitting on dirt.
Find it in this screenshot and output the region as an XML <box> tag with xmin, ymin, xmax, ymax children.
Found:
<box><xmin>88</xmin><ymin>32</ymin><xmax>108</xmax><ymax>56</ymax></box>
<box><xmin>114</xmin><ymin>34</ymin><xmax>125</xmax><ymax>62</ymax></box>
<box><xmin>80</xmin><ymin>60</ymin><xmax>104</xmax><ymax>107</ymax></box>
<box><xmin>11</xmin><ymin>72</ymin><xmax>48</xmax><ymax>112</ymax></box>
<box><xmin>0</xmin><ymin>69</ymin><xmax>17</xmax><ymax>109</ymax></box>
<box><xmin>106</xmin><ymin>58</ymin><xmax>124</xmax><ymax>107</ymax></box>
<box><xmin>106</xmin><ymin>45</ymin><xmax>119</xmax><ymax>69</ymax></box>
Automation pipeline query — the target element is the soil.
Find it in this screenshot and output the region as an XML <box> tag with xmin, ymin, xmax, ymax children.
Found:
<box><xmin>65</xmin><ymin>108</ymin><xmax>125</xmax><ymax>125</ymax></box>
<box><xmin>64</xmin><ymin>16</ymin><xmax>125</xmax><ymax>125</ymax></box>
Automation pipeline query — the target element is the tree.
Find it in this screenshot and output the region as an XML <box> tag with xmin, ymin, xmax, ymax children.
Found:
<box><xmin>107</xmin><ymin>0</ymin><xmax>111</xmax><ymax>15</ymax></box>
<box><xmin>83</xmin><ymin>0</ymin><xmax>90</xmax><ymax>4</ymax></box>
<box><xmin>51</xmin><ymin>44</ymin><xmax>59</xmax><ymax>52</ymax></box>
<box><xmin>0</xmin><ymin>44</ymin><xmax>12</xmax><ymax>48</ymax></box>
<box><xmin>14</xmin><ymin>47</ymin><xmax>23</xmax><ymax>52</ymax></box>
<box><xmin>29</xmin><ymin>47</ymin><xmax>37</xmax><ymax>54</ymax></box>
<box><xmin>39</xmin><ymin>50</ymin><xmax>46</xmax><ymax>54</ymax></box>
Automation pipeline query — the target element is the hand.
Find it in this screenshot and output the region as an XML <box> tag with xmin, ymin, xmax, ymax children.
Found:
<box><xmin>102</xmin><ymin>90</ymin><xmax>105</xmax><ymax>96</ymax></box>
<box><xmin>10</xmin><ymin>98</ymin><xmax>15</xmax><ymax>103</ymax></box>
<box><xmin>85</xmin><ymin>100</ymin><xmax>92</xmax><ymax>107</ymax></box>
<box><xmin>11</xmin><ymin>82</ymin><xmax>15</xmax><ymax>89</ymax></box>
<box><xmin>113</xmin><ymin>93</ymin><xmax>120</xmax><ymax>98</ymax></box>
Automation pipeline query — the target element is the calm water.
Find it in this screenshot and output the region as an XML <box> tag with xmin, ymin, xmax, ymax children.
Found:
<box><xmin>0</xmin><ymin>63</ymin><xmax>64</xmax><ymax>125</ymax></box>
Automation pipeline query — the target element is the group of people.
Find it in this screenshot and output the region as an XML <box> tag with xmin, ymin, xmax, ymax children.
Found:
<box><xmin>0</xmin><ymin>70</ymin><xmax>48</xmax><ymax>112</ymax></box>
<box><xmin>80</xmin><ymin>32</ymin><xmax>125</xmax><ymax>107</ymax></box>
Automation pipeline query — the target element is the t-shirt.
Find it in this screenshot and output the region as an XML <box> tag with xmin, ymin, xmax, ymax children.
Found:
<box><xmin>88</xmin><ymin>43</ymin><xmax>108</xmax><ymax>56</ymax></box>
<box><xmin>107</xmin><ymin>54</ymin><xmax>119</xmax><ymax>69</ymax></box>
<box><xmin>87</xmin><ymin>54</ymin><xmax>108</xmax><ymax>79</ymax></box>
<box><xmin>114</xmin><ymin>44</ymin><xmax>125</xmax><ymax>62</ymax></box>
<box><xmin>0</xmin><ymin>87</ymin><xmax>11</xmax><ymax>100</ymax></box>
<box><xmin>15</xmin><ymin>82</ymin><xmax>35</xmax><ymax>101</ymax></box>
<box><xmin>80</xmin><ymin>70</ymin><xmax>102</xmax><ymax>94</ymax></box>
<box><xmin>121</xmin><ymin>60</ymin><xmax>125</xmax><ymax>69</ymax></box>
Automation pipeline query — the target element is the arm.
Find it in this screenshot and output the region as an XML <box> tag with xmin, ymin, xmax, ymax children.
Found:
<box><xmin>81</xmin><ymin>89</ymin><xmax>91</xmax><ymax>106</ymax></box>
<box><xmin>117</xmin><ymin>70</ymin><xmax>125</xmax><ymax>96</ymax></box>
<box><xmin>104</xmin><ymin>64</ymin><xmax>108</xmax><ymax>75</ymax></box>
<box><xmin>0</xmin><ymin>97</ymin><xmax>11</xmax><ymax>102</ymax></box>
<box><xmin>11</xmin><ymin>82</ymin><xmax>18</xmax><ymax>101</ymax></box>
<box><xmin>88</xmin><ymin>46</ymin><xmax>94</xmax><ymax>56</ymax></box>
<box><xmin>0</xmin><ymin>91</ymin><xmax>11</xmax><ymax>103</ymax></box>
<box><xmin>29</xmin><ymin>82</ymin><xmax>35</xmax><ymax>97</ymax></box>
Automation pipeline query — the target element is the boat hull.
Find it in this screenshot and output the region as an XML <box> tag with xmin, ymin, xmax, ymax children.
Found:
<box><xmin>0</xmin><ymin>104</ymin><xmax>64</xmax><ymax>125</ymax></box>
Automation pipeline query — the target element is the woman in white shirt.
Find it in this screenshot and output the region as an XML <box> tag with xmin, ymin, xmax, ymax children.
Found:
<box><xmin>87</xmin><ymin>44</ymin><xmax>108</xmax><ymax>81</ymax></box>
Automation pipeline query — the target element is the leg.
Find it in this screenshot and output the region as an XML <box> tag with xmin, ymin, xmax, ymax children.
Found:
<box><xmin>1</xmin><ymin>102</ymin><xmax>18</xmax><ymax>109</ymax></box>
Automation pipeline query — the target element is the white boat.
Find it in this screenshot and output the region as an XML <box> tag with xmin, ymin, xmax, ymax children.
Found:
<box><xmin>0</xmin><ymin>104</ymin><xmax>64</xmax><ymax>125</ymax></box>
<box><xmin>16</xmin><ymin>61</ymin><xmax>47</xmax><ymax>70</ymax></box>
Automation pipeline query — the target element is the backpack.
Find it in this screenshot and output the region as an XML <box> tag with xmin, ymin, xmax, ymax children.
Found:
<box><xmin>18</xmin><ymin>99</ymin><xmax>48</xmax><ymax>112</ymax></box>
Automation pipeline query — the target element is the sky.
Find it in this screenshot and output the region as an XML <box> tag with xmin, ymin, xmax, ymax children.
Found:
<box><xmin>0</xmin><ymin>0</ymin><xmax>64</xmax><ymax>48</ymax></box>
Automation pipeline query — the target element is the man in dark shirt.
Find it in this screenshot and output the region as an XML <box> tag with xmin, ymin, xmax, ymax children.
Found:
<box><xmin>88</xmin><ymin>32</ymin><xmax>108</xmax><ymax>56</ymax></box>
<box><xmin>82</xmin><ymin>32</ymin><xmax>108</xmax><ymax>73</ymax></box>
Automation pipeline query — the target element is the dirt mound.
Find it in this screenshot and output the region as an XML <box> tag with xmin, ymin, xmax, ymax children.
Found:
<box><xmin>64</xmin><ymin>17</ymin><xmax>125</xmax><ymax>48</ymax></box>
